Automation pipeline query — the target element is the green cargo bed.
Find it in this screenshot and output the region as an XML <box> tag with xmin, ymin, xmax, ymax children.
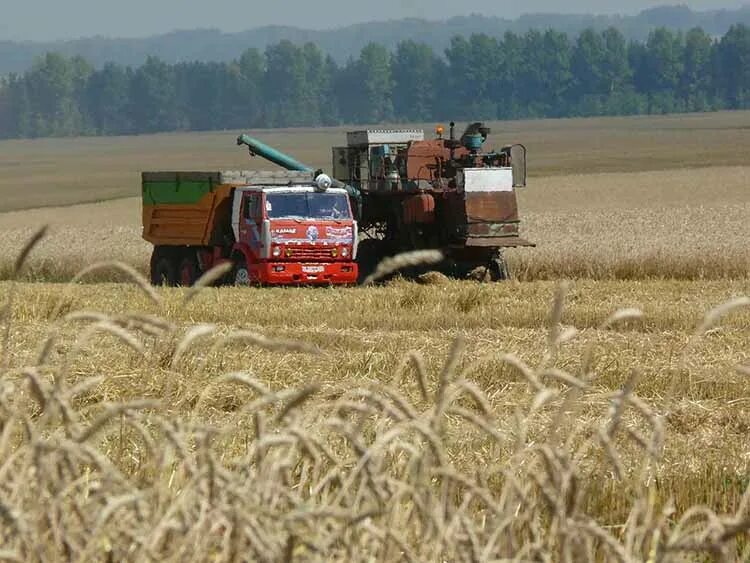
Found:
<box><xmin>142</xmin><ymin>170</ymin><xmax>315</xmax><ymax>206</ymax></box>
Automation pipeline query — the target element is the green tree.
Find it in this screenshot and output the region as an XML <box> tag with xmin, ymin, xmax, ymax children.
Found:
<box><xmin>494</xmin><ymin>32</ymin><xmax>525</xmax><ymax>119</ymax></box>
<box><xmin>234</xmin><ymin>48</ymin><xmax>265</xmax><ymax>127</ymax></box>
<box><xmin>680</xmin><ymin>28</ymin><xmax>714</xmax><ymax>111</ymax></box>
<box><xmin>2</xmin><ymin>27</ymin><xmax>748</xmax><ymax>140</ymax></box>
<box><xmin>24</xmin><ymin>53</ymin><xmax>88</xmax><ymax>136</ymax></box>
<box><xmin>391</xmin><ymin>40</ymin><xmax>439</xmax><ymax>121</ymax></box>
<box><xmin>319</xmin><ymin>55</ymin><xmax>341</xmax><ymax>125</ymax></box>
<box><xmin>600</xmin><ymin>29</ymin><xmax>632</xmax><ymax>95</ymax></box>
<box><xmin>571</xmin><ymin>28</ymin><xmax>633</xmax><ymax>115</ymax></box>
<box><xmin>84</xmin><ymin>63</ymin><xmax>132</xmax><ymax>134</ymax></box>
<box><xmin>640</xmin><ymin>28</ymin><xmax>685</xmax><ymax>113</ymax></box>
<box><xmin>0</xmin><ymin>79</ymin><xmax>12</xmax><ymax>138</ymax></box>
<box><xmin>70</xmin><ymin>55</ymin><xmax>93</xmax><ymax>131</ymax></box>
<box><xmin>717</xmin><ymin>24</ymin><xmax>750</xmax><ymax>109</ymax></box>
<box><xmin>517</xmin><ymin>30</ymin><xmax>573</xmax><ymax>117</ymax></box>
<box><xmin>444</xmin><ymin>34</ymin><xmax>500</xmax><ymax>119</ymax></box>
<box><xmin>5</xmin><ymin>75</ymin><xmax>31</xmax><ymax>137</ymax></box>
<box><xmin>263</xmin><ymin>41</ymin><xmax>311</xmax><ymax>127</ymax></box>
<box><xmin>357</xmin><ymin>43</ymin><xmax>394</xmax><ymax>123</ymax></box>
<box><xmin>175</xmin><ymin>61</ymin><xmax>227</xmax><ymax>131</ymax></box>
<box><xmin>128</xmin><ymin>56</ymin><xmax>179</xmax><ymax>133</ymax></box>
<box><xmin>337</xmin><ymin>43</ymin><xmax>393</xmax><ymax>124</ymax></box>
<box><xmin>299</xmin><ymin>43</ymin><xmax>327</xmax><ymax>126</ymax></box>
<box><xmin>572</xmin><ymin>29</ymin><xmax>606</xmax><ymax>100</ymax></box>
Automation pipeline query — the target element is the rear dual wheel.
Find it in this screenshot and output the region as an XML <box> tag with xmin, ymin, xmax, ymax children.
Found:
<box><xmin>178</xmin><ymin>254</ymin><xmax>201</xmax><ymax>287</ymax></box>
<box><xmin>151</xmin><ymin>247</ymin><xmax>178</xmax><ymax>286</ymax></box>
<box><xmin>488</xmin><ymin>253</ymin><xmax>511</xmax><ymax>282</ymax></box>
<box><xmin>150</xmin><ymin>247</ymin><xmax>203</xmax><ymax>287</ymax></box>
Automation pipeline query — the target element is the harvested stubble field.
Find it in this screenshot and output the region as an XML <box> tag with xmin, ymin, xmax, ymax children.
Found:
<box><xmin>0</xmin><ymin>112</ymin><xmax>748</xmax><ymax>560</ymax></box>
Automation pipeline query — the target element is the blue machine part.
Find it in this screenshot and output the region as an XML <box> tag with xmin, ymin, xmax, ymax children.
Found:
<box><xmin>463</xmin><ymin>134</ymin><xmax>484</xmax><ymax>152</ymax></box>
<box><xmin>370</xmin><ymin>144</ymin><xmax>391</xmax><ymax>157</ymax></box>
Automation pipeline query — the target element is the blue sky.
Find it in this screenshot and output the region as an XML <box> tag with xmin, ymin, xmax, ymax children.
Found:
<box><xmin>1</xmin><ymin>0</ymin><xmax>746</xmax><ymax>41</ymax></box>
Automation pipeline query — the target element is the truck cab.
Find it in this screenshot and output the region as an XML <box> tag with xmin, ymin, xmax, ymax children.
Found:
<box><xmin>230</xmin><ymin>183</ymin><xmax>358</xmax><ymax>285</ymax></box>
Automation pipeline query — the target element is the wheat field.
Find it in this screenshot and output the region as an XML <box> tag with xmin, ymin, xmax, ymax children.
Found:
<box><xmin>0</xmin><ymin>113</ymin><xmax>748</xmax><ymax>561</ymax></box>
<box><xmin>0</xmin><ymin>164</ymin><xmax>746</xmax><ymax>283</ymax></box>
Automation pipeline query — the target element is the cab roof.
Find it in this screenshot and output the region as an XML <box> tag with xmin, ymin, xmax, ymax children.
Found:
<box><xmin>238</xmin><ymin>185</ymin><xmax>349</xmax><ymax>195</ymax></box>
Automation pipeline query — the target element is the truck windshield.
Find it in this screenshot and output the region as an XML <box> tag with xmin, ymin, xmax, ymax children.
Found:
<box><xmin>265</xmin><ymin>192</ymin><xmax>351</xmax><ymax>220</ymax></box>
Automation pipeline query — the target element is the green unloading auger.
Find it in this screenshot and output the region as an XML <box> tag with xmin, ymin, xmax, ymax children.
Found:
<box><xmin>236</xmin><ymin>134</ymin><xmax>362</xmax><ymax>218</ymax></box>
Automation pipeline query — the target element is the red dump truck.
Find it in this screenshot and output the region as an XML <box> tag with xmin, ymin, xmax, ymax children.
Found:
<box><xmin>142</xmin><ymin>170</ymin><xmax>359</xmax><ymax>286</ymax></box>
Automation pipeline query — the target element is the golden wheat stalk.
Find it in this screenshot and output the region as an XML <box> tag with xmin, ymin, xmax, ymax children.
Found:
<box><xmin>363</xmin><ymin>250</ymin><xmax>444</xmax><ymax>285</ymax></box>
<box><xmin>182</xmin><ymin>262</ymin><xmax>233</xmax><ymax>305</ymax></box>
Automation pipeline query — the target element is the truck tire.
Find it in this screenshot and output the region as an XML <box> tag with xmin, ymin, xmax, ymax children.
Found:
<box><xmin>489</xmin><ymin>253</ymin><xmax>511</xmax><ymax>282</ymax></box>
<box><xmin>231</xmin><ymin>254</ymin><xmax>251</xmax><ymax>286</ymax></box>
<box><xmin>151</xmin><ymin>247</ymin><xmax>178</xmax><ymax>286</ymax></box>
<box><xmin>178</xmin><ymin>252</ymin><xmax>201</xmax><ymax>287</ymax></box>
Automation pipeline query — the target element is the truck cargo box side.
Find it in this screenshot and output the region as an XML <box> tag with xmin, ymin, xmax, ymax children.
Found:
<box><xmin>141</xmin><ymin>170</ymin><xmax>315</xmax><ymax>247</ymax></box>
<box><xmin>142</xmin><ymin>172</ymin><xmax>234</xmax><ymax>247</ymax></box>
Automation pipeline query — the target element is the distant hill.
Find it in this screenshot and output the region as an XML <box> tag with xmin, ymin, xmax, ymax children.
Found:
<box><xmin>2</xmin><ymin>5</ymin><xmax>750</xmax><ymax>74</ymax></box>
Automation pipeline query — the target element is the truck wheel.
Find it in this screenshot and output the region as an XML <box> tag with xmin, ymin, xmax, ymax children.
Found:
<box><xmin>151</xmin><ymin>248</ymin><xmax>177</xmax><ymax>286</ymax></box>
<box><xmin>489</xmin><ymin>253</ymin><xmax>511</xmax><ymax>282</ymax></box>
<box><xmin>178</xmin><ymin>253</ymin><xmax>201</xmax><ymax>287</ymax></box>
<box><xmin>231</xmin><ymin>255</ymin><xmax>251</xmax><ymax>286</ymax></box>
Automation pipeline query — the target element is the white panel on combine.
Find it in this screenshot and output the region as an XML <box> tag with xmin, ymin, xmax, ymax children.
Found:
<box><xmin>346</xmin><ymin>129</ymin><xmax>424</xmax><ymax>146</ymax></box>
<box><xmin>461</xmin><ymin>168</ymin><xmax>514</xmax><ymax>192</ymax></box>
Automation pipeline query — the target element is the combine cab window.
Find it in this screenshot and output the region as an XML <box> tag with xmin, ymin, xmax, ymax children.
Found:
<box><xmin>266</xmin><ymin>193</ymin><xmax>351</xmax><ymax>220</ymax></box>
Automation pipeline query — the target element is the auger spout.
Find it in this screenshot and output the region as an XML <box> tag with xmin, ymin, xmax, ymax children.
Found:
<box><xmin>236</xmin><ymin>134</ymin><xmax>312</xmax><ymax>172</ymax></box>
<box><xmin>236</xmin><ymin>133</ymin><xmax>362</xmax><ymax>218</ymax></box>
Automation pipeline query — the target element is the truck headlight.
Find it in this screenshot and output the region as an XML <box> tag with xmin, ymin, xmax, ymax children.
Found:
<box><xmin>341</xmin><ymin>247</ymin><xmax>349</xmax><ymax>258</ymax></box>
<box><xmin>272</xmin><ymin>246</ymin><xmax>282</xmax><ymax>258</ymax></box>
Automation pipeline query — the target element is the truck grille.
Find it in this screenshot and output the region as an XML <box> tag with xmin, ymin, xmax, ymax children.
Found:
<box><xmin>288</xmin><ymin>247</ymin><xmax>332</xmax><ymax>261</ymax></box>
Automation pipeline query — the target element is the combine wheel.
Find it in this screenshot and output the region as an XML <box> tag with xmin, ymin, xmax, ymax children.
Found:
<box><xmin>178</xmin><ymin>251</ymin><xmax>201</xmax><ymax>287</ymax></box>
<box><xmin>151</xmin><ymin>247</ymin><xmax>178</xmax><ymax>286</ymax></box>
<box><xmin>488</xmin><ymin>253</ymin><xmax>511</xmax><ymax>282</ymax></box>
<box><xmin>231</xmin><ymin>254</ymin><xmax>251</xmax><ymax>286</ymax></box>
<box><xmin>356</xmin><ymin>239</ymin><xmax>389</xmax><ymax>284</ymax></box>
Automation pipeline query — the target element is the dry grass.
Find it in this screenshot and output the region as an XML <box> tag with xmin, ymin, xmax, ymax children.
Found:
<box><xmin>0</xmin><ymin>242</ymin><xmax>748</xmax><ymax>560</ymax></box>
<box><xmin>0</xmin><ymin>165</ymin><xmax>745</xmax><ymax>283</ymax></box>
<box><xmin>0</xmin><ymin>114</ymin><xmax>748</xmax><ymax>559</ymax></box>
<box><xmin>509</xmin><ymin>166</ymin><xmax>749</xmax><ymax>281</ymax></box>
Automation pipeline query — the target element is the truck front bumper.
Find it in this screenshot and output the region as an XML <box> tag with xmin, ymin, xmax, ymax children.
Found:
<box><xmin>257</xmin><ymin>262</ymin><xmax>358</xmax><ymax>285</ymax></box>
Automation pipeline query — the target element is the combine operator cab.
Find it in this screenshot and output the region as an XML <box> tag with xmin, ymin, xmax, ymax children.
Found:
<box><xmin>332</xmin><ymin>122</ymin><xmax>532</xmax><ymax>281</ymax></box>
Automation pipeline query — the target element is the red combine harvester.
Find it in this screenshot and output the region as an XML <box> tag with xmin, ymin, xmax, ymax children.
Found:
<box><xmin>331</xmin><ymin>122</ymin><xmax>533</xmax><ymax>281</ymax></box>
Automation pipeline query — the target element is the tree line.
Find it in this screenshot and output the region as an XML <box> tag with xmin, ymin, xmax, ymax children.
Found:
<box><xmin>1</xmin><ymin>24</ymin><xmax>749</xmax><ymax>139</ymax></box>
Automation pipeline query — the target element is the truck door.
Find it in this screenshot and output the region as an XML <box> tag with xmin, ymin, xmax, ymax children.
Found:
<box><xmin>239</xmin><ymin>192</ymin><xmax>264</xmax><ymax>260</ymax></box>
